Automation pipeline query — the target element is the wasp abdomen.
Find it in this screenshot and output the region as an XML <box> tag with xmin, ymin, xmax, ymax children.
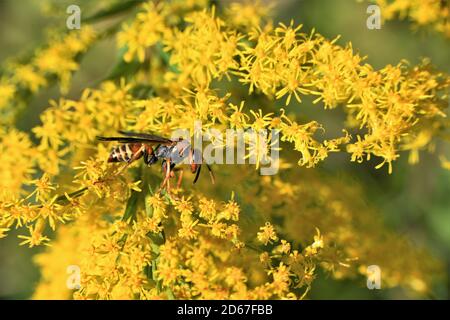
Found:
<box><xmin>108</xmin><ymin>143</ymin><xmax>143</xmax><ymax>163</ymax></box>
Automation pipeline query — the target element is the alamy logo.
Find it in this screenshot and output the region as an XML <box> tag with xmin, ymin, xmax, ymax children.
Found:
<box><xmin>169</xmin><ymin>121</ymin><xmax>280</xmax><ymax>176</ymax></box>
<box><xmin>66</xmin><ymin>5</ymin><xmax>81</xmax><ymax>30</ymax></box>
<box><xmin>366</xmin><ymin>5</ymin><xmax>381</xmax><ymax>30</ymax></box>
<box><xmin>366</xmin><ymin>265</ymin><xmax>381</xmax><ymax>289</ymax></box>
<box><xmin>66</xmin><ymin>265</ymin><xmax>81</xmax><ymax>289</ymax></box>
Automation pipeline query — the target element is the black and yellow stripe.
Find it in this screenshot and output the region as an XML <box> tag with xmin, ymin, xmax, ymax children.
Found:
<box><xmin>108</xmin><ymin>144</ymin><xmax>134</xmax><ymax>163</ymax></box>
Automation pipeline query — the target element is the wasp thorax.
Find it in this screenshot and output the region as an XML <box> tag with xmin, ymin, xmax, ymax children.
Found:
<box><xmin>155</xmin><ymin>146</ymin><xmax>170</xmax><ymax>158</ymax></box>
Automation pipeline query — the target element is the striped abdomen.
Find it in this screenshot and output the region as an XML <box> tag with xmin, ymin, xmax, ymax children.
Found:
<box><xmin>108</xmin><ymin>143</ymin><xmax>152</xmax><ymax>163</ymax></box>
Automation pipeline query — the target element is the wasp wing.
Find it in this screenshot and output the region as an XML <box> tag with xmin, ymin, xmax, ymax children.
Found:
<box><xmin>96</xmin><ymin>136</ymin><xmax>171</xmax><ymax>144</ymax></box>
<box><xmin>118</xmin><ymin>130</ymin><xmax>173</xmax><ymax>144</ymax></box>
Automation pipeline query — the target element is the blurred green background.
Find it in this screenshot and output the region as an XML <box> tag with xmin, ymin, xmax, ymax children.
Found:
<box><xmin>0</xmin><ymin>0</ymin><xmax>449</xmax><ymax>299</ymax></box>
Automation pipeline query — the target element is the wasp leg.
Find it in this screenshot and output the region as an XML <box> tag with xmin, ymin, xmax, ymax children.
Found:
<box><xmin>188</xmin><ymin>148</ymin><xmax>197</xmax><ymax>173</ymax></box>
<box><xmin>159</xmin><ymin>158</ymin><xmax>171</xmax><ymax>193</ymax></box>
<box><xmin>176</xmin><ymin>168</ymin><xmax>184</xmax><ymax>189</ymax></box>
<box><xmin>115</xmin><ymin>145</ymin><xmax>145</xmax><ymax>176</ymax></box>
<box><xmin>166</xmin><ymin>160</ymin><xmax>172</xmax><ymax>194</ymax></box>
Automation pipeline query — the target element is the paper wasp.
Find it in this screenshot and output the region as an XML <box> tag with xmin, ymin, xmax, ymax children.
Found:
<box><xmin>97</xmin><ymin>131</ymin><xmax>215</xmax><ymax>191</ymax></box>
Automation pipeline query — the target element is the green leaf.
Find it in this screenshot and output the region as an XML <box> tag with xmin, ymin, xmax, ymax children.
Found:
<box><xmin>130</xmin><ymin>84</ymin><xmax>154</xmax><ymax>99</ymax></box>
<box><xmin>122</xmin><ymin>190</ymin><xmax>140</xmax><ymax>222</ymax></box>
<box><xmin>103</xmin><ymin>46</ymin><xmax>142</xmax><ymax>82</ymax></box>
<box><xmin>156</xmin><ymin>42</ymin><xmax>180</xmax><ymax>74</ymax></box>
<box><xmin>152</xmin><ymin>259</ymin><xmax>163</xmax><ymax>293</ymax></box>
<box><xmin>149</xmin><ymin>232</ymin><xmax>165</xmax><ymax>248</ymax></box>
<box><xmin>82</xmin><ymin>0</ymin><xmax>146</xmax><ymax>23</ymax></box>
<box><xmin>166</xmin><ymin>288</ymin><xmax>175</xmax><ymax>300</ymax></box>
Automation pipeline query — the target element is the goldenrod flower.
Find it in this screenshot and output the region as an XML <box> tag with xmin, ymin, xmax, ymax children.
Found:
<box><xmin>0</xmin><ymin>0</ymin><xmax>447</xmax><ymax>301</ymax></box>
<box><xmin>257</xmin><ymin>222</ymin><xmax>279</xmax><ymax>245</ymax></box>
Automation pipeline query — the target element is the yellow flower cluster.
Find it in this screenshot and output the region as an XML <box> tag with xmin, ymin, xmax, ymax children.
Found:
<box><xmin>0</xmin><ymin>129</ymin><xmax>36</xmax><ymax>199</ymax></box>
<box><xmin>0</xmin><ymin>27</ymin><xmax>95</xmax><ymax>125</ymax></box>
<box><xmin>253</xmin><ymin>170</ymin><xmax>441</xmax><ymax>293</ymax></box>
<box><xmin>0</xmin><ymin>0</ymin><xmax>448</xmax><ymax>299</ymax></box>
<box><xmin>33</xmin><ymin>183</ymin><xmax>327</xmax><ymax>299</ymax></box>
<box><xmin>119</xmin><ymin>3</ymin><xmax>449</xmax><ymax>173</ymax></box>
<box><xmin>237</xmin><ymin>25</ymin><xmax>448</xmax><ymax>172</ymax></box>
<box><xmin>375</xmin><ymin>0</ymin><xmax>450</xmax><ymax>37</ymax></box>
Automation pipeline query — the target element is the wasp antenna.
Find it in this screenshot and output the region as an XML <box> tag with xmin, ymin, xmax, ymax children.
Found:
<box><xmin>206</xmin><ymin>164</ymin><xmax>215</xmax><ymax>184</ymax></box>
<box><xmin>193</xmin><ymin>164</ymin><xmax>202</xmax><ymax>184</ymax></box>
